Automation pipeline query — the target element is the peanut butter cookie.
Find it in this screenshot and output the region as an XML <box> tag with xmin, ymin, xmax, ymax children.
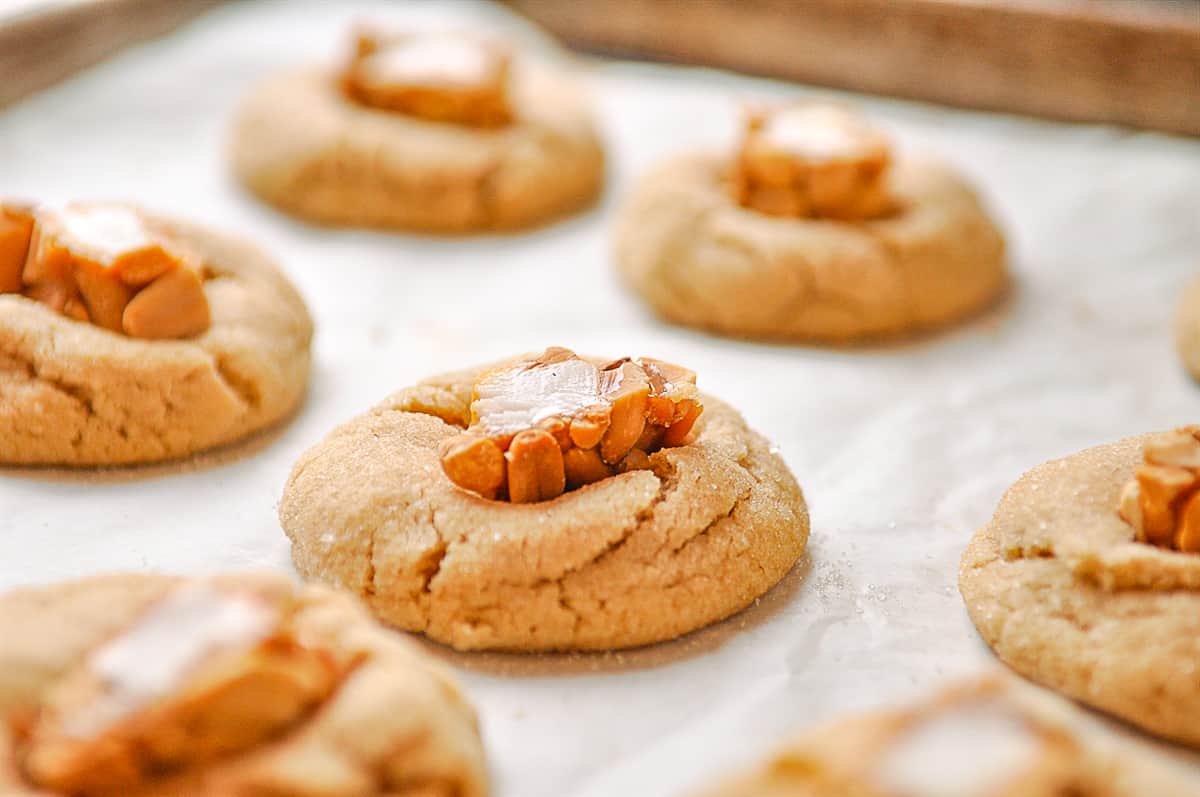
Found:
<box><xmin>690</xmin><ymin>677</ymin><xmax>1189</xmax><ymax>797</ymax></box>
<box><xmin>0</xmin><ymin>572</ymin><xmax>489</xmax><ymax>797</ymax></box>
<box><xmin>230</xmin><ymin>29</ymin><xmax>604</xmax><ymax>233</ymax></box>
<box><xmin>1175</xmin><ymin>274</ymin><xmax>1200</xmax><ymax>381</ymax></box>
<box><xmin>279</xmin><ymin>349</ymin><xmax>809</xmax><ymax>652</ymax></box>
<box><xmin>0</xmin><ymin>205</ymin><xmax>312</xmax><ymax>466</ymax></box>
<box><xmin>614</xmin><ymin>103</ymin><xmax>1008</xmax><ymax>342</ymax></box>
<box><xmin>960</xmin><ymin>430</ymin><xmax>1200</xmax><ymax>747</ymax></box>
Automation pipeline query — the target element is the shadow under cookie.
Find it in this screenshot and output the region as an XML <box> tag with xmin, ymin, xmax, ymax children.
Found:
<box><xmin>279</xmin><ymin>362</ymin><xmax>810</xmax><ymax>653</ymax></box>
<box><xmin>959</xmin><ymin>434</ymin><xmax>1200</xmax><ymax>748</ymax></box>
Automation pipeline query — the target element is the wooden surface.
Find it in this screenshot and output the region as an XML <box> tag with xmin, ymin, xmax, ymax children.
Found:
<box><xmin>0</xmin><ymin>0</ymin><xmax>218</xmax><ymax>110</ymax></box>
<box><xmin>506</xmin><ymin>0</ymin><xmax>1200</xmax><ymax>136</ymax></box>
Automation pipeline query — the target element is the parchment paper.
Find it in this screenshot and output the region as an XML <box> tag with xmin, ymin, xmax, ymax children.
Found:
<box><xmin>1</xmin><ymin>1</ymin><xmax>1198</xmax><ymax>795</ymax></box>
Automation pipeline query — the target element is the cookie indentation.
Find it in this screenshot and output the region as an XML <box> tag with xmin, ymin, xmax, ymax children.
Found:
<box><xmin>439</xmin><ymin>347</ymin><xmax>702</xmax><ymax>502</ymax></box>
<box><xmin>2</xmin><ymin>202</ymin><xmax>211</xmax><ymax>340</ymax></box>
<box><xmin>341</xmin><ymin>28</ymin><xmax>513</xmax><ymax>128</ymax></box>
<box><xmin>731</xmin><ymin>104</ymin><xmax>893</xmax><ymax>220</ymax></box>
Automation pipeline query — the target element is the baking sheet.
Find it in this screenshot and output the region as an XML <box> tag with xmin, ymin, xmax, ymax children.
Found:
<box><xmin>1</xmin><ymin>1</ymin><xmax>1199</xmax><ymax>795</ymax></box>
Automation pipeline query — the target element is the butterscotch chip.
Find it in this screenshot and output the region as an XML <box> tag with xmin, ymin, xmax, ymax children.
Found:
<box><xmin>439</xmin><ymin>347</ymin><xmax>702</xmax><ymax>502</ymax></box>
<box><xmin>961</xmin><ymin>432</ymin><xmax>1200</xmax><ymax>748</ymax></box>
<box><xmin>732</xmin><ymin>104</ymin><xmax>893</xmax><ymax>221</ymax></box>
<box><xmin>342</xmin><ymin>30</ymin><xmax>513</xmax><ymax>128</ymax></box>
<box><xmin>0</xmin><ymin>573</ymin><xmax>489</xmax><ymax>796</ymax></box>
<box><xmin>0</xmin><ymin>204</ymin><xmax>34</xmax><ymax>294</ymax></box>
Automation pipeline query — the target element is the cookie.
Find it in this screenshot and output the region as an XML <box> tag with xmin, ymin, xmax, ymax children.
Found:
<box><xmin>0</xmin><ymin>572</ymin><xmax>489</xmax><ymax>795</ymax></box>
<box><xmin>0</xmin><ymin>572</ymin><xmax>489</xmax><ymax>797</ymax></box>
<box><xmin>230</xmin><ymin>31</ymin><xmax>604</xmax><ymax>234</ymax></box>
<box><xmin>960</xmin><ymin>432</ymin><xmax>1200</xmax><ymax>747</ymax></box>
<box><xmin>614</xmin><ymin>104</ymin><xmax>1007</xmax><ymax>342</ymax></box>
<box><xmin>691</xmin><ymin>677</ymin><xmax>1189</xmax><ymax>797</ymax></box>
<box><xmin>0</xmin><ymin>210</ymin><xmax>312</xmax><ymax>466</ymax></box>
<box><xmin>279</xmin><ymin>353</ymin><xmax>809</xmax><ymax>652</ymax></box>
<box><xmin>1175</xmin><ymin>274</ymin><xmax>1200</xmax><ymax>381</ymax></box>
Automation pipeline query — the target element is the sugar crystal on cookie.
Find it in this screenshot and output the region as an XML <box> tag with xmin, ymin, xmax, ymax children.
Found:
<box><xmin>731</xmin><ymin>103</ymin><xmax>892</xmax><ymax>220</ymax></box>
<box><xmin>1118</xmin><ymin>426</ymin><xmax>1200</xmax><ymax>553</ymax></box>
<box><xmin>19</xmin><ymin>583</ymin><xmax>343</xmax><ymax>795</ymax></box>
<box><xmin>342</xmin><ymin>29</ymin><xmax>513</xmax><ymax>128</ymax></box>
<box><xmin>439</xmin><ymin>347</ymin><xmax>702</xmax><ymax>503</ymax></box>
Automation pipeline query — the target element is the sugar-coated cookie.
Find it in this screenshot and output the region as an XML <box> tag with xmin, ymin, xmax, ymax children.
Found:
<box><xmin>0</xmin><ymin>208</ymin><xmax>312</xmax><ymax>466</ymax></box>
<box><xmin>690</xmin><ymin>677</ymin><xmax>1190</xmax><ymax>797</ymax></box>
<box><xmin>230</xmin><ymin>30</ymin><xmax>604</xmax><ymax>233</ymax></box>
<box><xmin>614</xmin><ymin>104</ymin><xmax>1007</xmax><ymax>342</ymax></box>
<box><xmin>1175</xmin><ymin>274</ymin><xmax>1200</xmax><ymax>381</ymax></box>
<box><xmin>280</xmin><ymin>351</ymin><xmax>809</xmax><ymax>652</ymax></box>
<box><xmin>960</xmin><ymin>430</ymin><xmax>1200</xmax><ymax>747</ymax></box>
<box><xmin>0</xmin><ymin>572</ymin><xmax>489</xmax><ymax>797</ymax></box>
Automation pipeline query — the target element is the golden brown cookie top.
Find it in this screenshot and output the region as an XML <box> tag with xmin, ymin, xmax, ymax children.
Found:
<box><xmin>1118</xmin><ymin>426</ymin><xmax>1200</xmax><ymax>553</ymax></box>
<box><xmin>439</xmin><ymin>347</ymin><xmax>702</xmax><ymax>503</ymax></box>
<box><xmin>731</xmin><ymin>103</ymin><xmax>893</xmax><ymax>220</ymax></box>
<box><xmin>341</xmin><ymin>28</ymin><xmax>513</xmax><ymax>128</ymax></box>
<box><xmin>14</xmin><ymin>580</ymin><xmax>347</xmax><ymax>796</ymax></box>
<box><xmin>0</xmin><ymin>201</ymin><xmax>211</xmax><ymax>340</ymax></box>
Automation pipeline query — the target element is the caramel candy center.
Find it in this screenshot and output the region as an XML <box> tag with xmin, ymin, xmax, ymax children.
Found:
<box><xmin>731</xmin><ymin>104</ymin><xmax>892</xmax><ymax>220</ymax></box>
<box><xmin>20</xmin><ymin>585</ymin><xmax>341</xmax><ymax>796</ymax></box>
<box><xmin>1118</xmin><ymin>427</ymin><xmax>1200</xmax><ymax>553</ymax></box>
<box><xmin>440</xmin><ymin>347</ymin><xmax>703</xmax><ymax>503</ymax></box>
<box><xmin>342</xmin><ymin>30</ymin><xmax>513</xmax><ymax>128</ymax></box>
<box><xmin>0</xmin><ymin>201</ymin><xmax>211</xmax><ymax>340</ymax></box>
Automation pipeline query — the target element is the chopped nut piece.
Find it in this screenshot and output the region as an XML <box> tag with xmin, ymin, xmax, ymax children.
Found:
<box><xmin>75</xmin><ymin>266</ymin><xmax>133</xmax><ymax>333</ymax></box>
<box><xmin>439</xmin><ymin>434</ymin><xmax>507</xmax><ymax>500</ymax></box>
<box><xmin>121</xmin><ymin>265</ymin><xmax>211</xmax><ymax>340</ymax></box>
<box><xmin>563</xmin><ymin>446</ymin><xmax>612</xmax><ymax>489</ymax></box>
<box><xmin>506</xmin><ymin>428</ymin><xmax>566</xmax><ymax>504</ymax></box>
<box><xmin>731</xmin><ymin>104</ymin><xmax>893</xmax><ymax>220</ymax></box>
<box><xmin>18</xmin><ymin>584</ymin><xmax>344</xmax><ymax>796</ymax></box>
<box><xmin>439</xmin><ymin>347</ymin><xmax>703</xmax><ymax>502</ymax></box>
<box><xmin>0</xmin><ymin>203</ymin><xmax>34</xmax><ymax>294</ymax></box>
<box><xmin>342</xmin><ymin>29</ymin><xmax>513</xmax><ymax>128</ymax></box>
<box><xmin>8</xmin><ymin>201</ymin><xmax>212</xmax><ymax>340</ymax></box>
<box><xmin>1118</xmin><ymin>426</ymin><xmax>1200</xmax><ymax>553</ymax></box>
<box><xmin>598</xmin><ymin>362</ymin><xmax>650</xmax><ymax>465</ymax></box>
